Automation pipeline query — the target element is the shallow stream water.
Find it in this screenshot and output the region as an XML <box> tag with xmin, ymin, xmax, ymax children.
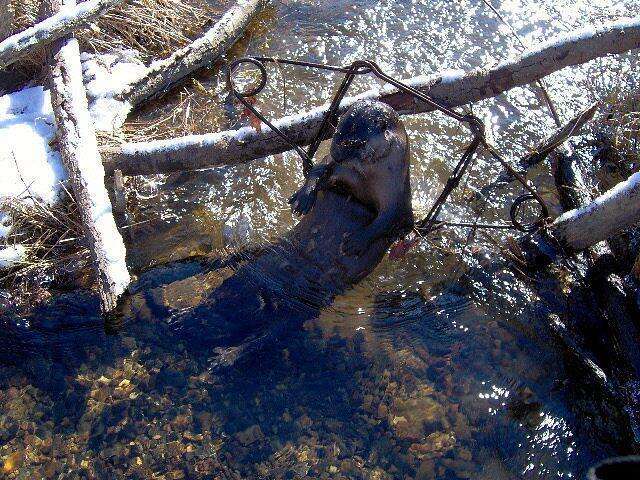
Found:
<box><xmin>2</xmin><ymin>0</ymin><xmax>640</xmax><ymax>478</ymax></box>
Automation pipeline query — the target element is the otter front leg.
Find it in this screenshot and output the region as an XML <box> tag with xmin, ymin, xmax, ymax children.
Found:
<box><xmin>289</xmin><ymin>162</ymin><xmax>363</xmax><ymax>216</ymax></box>
<box><xmin>288</xmin><ymin>163</ymin><xmax>333</xmax><ymax>216</ymax></box>
<box><xmin>342</xmin><ymin>208</ymin><xmax>402</xmax><ymax>256</ymax></box>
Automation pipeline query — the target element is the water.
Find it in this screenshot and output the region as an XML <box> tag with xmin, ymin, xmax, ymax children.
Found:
<box><xmin>2</xmin><ymin>0</ymin><xmax>640</xmax><ymax>478</ymax></box>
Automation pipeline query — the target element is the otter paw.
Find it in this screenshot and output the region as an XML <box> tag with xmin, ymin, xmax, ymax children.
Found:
<box><xmin>288</xmin><ymin>186</ymin><xmax>317</xmax><ymax>216</ymax></box>
<box><xmin>342</xmin><ymin>231</ymin><xmax>370</xmax><ymax>256</ymax></box>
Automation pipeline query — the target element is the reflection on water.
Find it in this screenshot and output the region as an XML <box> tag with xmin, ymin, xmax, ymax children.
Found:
<box><xmin>2</xmin><ymin>0</ymin><xmax>640</xmax><ymax>478</ymax></box>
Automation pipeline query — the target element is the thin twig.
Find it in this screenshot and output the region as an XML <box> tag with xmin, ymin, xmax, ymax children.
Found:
<box><xmin>479</xmin><ymin>0</ymin><xmax>562</xmax><ymax>127</ymax></box>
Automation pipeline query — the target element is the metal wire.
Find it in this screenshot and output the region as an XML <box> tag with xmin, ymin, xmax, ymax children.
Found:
<box><xmin>225</xmin><ymin>56</ymin><xmax>550</xmax><ymax>236</ymax></box>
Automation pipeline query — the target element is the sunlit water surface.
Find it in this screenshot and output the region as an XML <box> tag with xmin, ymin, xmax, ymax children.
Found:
<box><xmin>2</xmin><ymin>0</ymin><xmax>640</xmax><ymax>478</ymax></box>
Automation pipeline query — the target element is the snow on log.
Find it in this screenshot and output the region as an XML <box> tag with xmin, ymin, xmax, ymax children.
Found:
<box><xmin>116</xmin><ymin>0</ymin><xmax>269</xmax><ymax>108</ymax></box>
<box><xmin>0</xmin><ymin>0</ymin><xmax>124</xmax><ymax>70</ymax></box>
<box><xmin>103</xmin><ymin>16</ymin><xmax>640</xmax><ymax>176</ymax></box>
<box><xmin>0</xmin><ymin>245</ymin><xmax>27</xmax><ymax>269</ymax></box>
<box><xmin>45</xmin><ymin>0</ymin><xmax>129</xmax><ymax>313</ymax></box>
<box><xmin>551</xmin><ymin>171</ymin><xmax>640</xmax><ymax>251</ymax></box>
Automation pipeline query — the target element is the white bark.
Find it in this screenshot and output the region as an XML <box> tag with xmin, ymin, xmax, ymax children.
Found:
<box><xmin>103</xmin><ymin>16</ymin><xmax>640</xmax><ymax>176</ymax></box>
<box><xmin>117</xmin><ymin>0</ymin><xmax>268</xmax><ymax>107</ymax></box>
<box><xmin>46</xmin><ymin>0</ymin><xmax>129</xmax><ymax>312</ymax></box>
<box><xmin>0</xmin><ymin>0</ymin><xmax>124</xmax><ymax>70</ymax></box>
<box><xmin>551</xmin><ymin>171</ymin><xmax>640</xmax><ymax>251</ymax></box>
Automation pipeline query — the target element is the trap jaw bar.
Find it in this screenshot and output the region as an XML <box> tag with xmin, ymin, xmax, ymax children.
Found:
<box><xmin>225</xmin><ymin>57</ymin><xmax>550</xmax><ymax>235</ymax></box>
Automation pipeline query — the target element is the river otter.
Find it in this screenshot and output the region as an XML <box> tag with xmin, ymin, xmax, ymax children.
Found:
<box><xmin>0</xmin><ymin>99</ymin><xmax>413</xmax><ymax>367</ymax></box>
<box><xmin>289</xmin><ymin>100</ymin><xmax>414</xmax><ymax>255</ymax></box>
<box><xmin>164</xmin><ymin>100</ymin><xmax>414</xmax><ymax>364</ymax></box>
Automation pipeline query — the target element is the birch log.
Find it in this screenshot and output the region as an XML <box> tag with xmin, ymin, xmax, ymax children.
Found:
<box><xmin>0</xmin><ymin>0</ymin><xmax>123</xmax><ymax>70</ymax></box>
<box><xmin>103</xmin><ymin>16</ymin><xmax>640</xmax><ymax>176</ymax></box>
<box><xmin>46</xmin><ymin>0</ymin><xmax>129</xmax><ymax>313</ymax></box>
<box><xmin>116</xmin><ymin>0</ymin><xmax>268</xmax><ymax>107</ymax></box>
<box><xmin>551</xmin><ymin>171</ymin><xmax>640</xmax><ymax>251</ymax></box>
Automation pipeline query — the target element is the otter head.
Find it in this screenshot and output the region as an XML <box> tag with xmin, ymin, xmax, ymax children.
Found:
<box><xmin>330</xmin><ymin>99</ymin><xmax>408</xmax><ymax>166</ymax></box>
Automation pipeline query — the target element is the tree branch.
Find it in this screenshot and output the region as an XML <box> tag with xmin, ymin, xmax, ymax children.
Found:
<box><xmin>103</xmin><ymin>17</ymin><xmax>640</xmax><ymax>176</ymax></box>
<box><xmin>116</xmin><ymin>0</ymin><xmax>269</xmax><ymax>108</ymax></box>
<box><xmin>551</xmin><ymin>171</ymin><xmax>640</xmax><ymax>251</ymax></box>
<box><xmin>0</xmin><ymin>0</ymin><xmax>124</xmax><ymax>70</ymax></box>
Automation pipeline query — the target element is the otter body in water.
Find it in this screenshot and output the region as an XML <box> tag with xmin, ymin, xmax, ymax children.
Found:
<box><xmin>0</xmin><ymin>100</ymin><xmax>413</xmax><ymax>366</ymax></box>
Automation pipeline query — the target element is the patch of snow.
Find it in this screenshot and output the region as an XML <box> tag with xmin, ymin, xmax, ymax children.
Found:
<box><xmin>0</xmin><ymin>51</ymin><xmax>145</xmax><ymax>208</ymax></box>
<box><xmin>0</xmin><ymin>244</ymin><xmax>27</xmax><ymax>269</ymax></box>
<box><xmin>81</xmin><ymin>50</ymin><xmax>146</xmax><ymax>131</ymax></box>
<box><xmin>0</xmin><ymin>213</ymin><xmax>11</xmax><ymax>239</ymax></box>
<box><xmin>0</xmin><ymin>86</ymin><xmax>65</xmax><ymax>206</ymax></box>
<box><xmin>0</xmin><ymin>86</ymin><xmax>52</xmax><ymax>117</ymax></box>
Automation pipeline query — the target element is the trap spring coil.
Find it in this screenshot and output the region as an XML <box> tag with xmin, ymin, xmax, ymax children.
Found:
<box><xmin>225</xmin><ymin>56</ymin><xmax>550</xmax><ymax>234</ymax></box>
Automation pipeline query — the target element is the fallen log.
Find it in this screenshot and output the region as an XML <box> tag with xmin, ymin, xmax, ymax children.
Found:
<box><xmin>0</xmin><ymin>0</ymin><xmax>123</xmax><ymax>70</ymax></box>
<box><xmin>551</xmin><ymin>171</ymin><xmax>640</xmax><ymax>251</ymax></box>
<box><xmin>103</xmin><ymin>16</ymin><xmax>640</xmax><ymax>176</ymax></box>
<box><xmin>45</xmin><ymin>0</ymin><xmax>129</xmax><ymax>313</ymax></box>
<box><xmin>553</xmin><ymin>151</ymin><xmax>592</xmax><ymax>213</ymax></box>
<box><xmin>554</xmin><ymin>149</ymin><xmax>640</xmax><ymax>443</ymax></box>
<box><xmin>116</xmin><ymin>0</ymin><xmax>268</xmax><ymax>108</ymax></box>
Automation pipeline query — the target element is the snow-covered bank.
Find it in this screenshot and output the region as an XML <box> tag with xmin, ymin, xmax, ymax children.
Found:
<box><xmin>0</xmin><ymin>86</ymin><xmax>64</xmax><ymax>208</ymax></box>
<box><xmin>0</xmin><ymin>50</ymin><xmax>143</xmax><ymax>275</ymax></box>
<box><xmin>82</xmin><ymin>50</ymin><xmax>146</xmax><ymax>131</ymax></box>
<box><xmin>0</xmin><ymin>244</ymin><xmax>26</xmax><ymax>269</ymax></box>
<box><xmin>0</xmin><ymin>51</ymin><xmax>144</xmax><ymax>215</ymax></box>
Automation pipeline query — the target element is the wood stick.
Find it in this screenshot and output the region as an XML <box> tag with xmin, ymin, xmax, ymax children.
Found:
<box><xmin>45</xmin><ymin>0</ymin><xmax>129</xmax><ymax>313</ymax></box>
<box><xmin>116</xmin><ymin>0</ymin><xmax>268</xmax><ymax>108</ymax></box>
<box><xmin>551</xmin><ymin>171</ymin><xmax>640</xmax><ymax>251</ymax></box>
<box><xmin>103</xmin><ymin>17</ymin><xmax>640</xmax><ymax>176</ymax></box>
<box><xmin>479</xmin><ymin>102</ymin><xmax>598</xmax><ymax>198</ymax></box>
<box><xmin>552</xmin><ymin>151</ymin><xmax>592</xmax><ymax>213</ymax></box>
<box><xmin>633</xmin><ymin>253</ymin><xmax>640</xmax><ymax>280</ymax></box>
<box><xmin>0</xmin><ymin>0</ymin><xmax>124</xmax><ymax>70</ymax></box>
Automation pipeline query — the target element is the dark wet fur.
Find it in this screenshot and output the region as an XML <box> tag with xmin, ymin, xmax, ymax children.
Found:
<box><xmin>330</xmin><ymin>100</ymin><xmax>400</xmax><ymax>164</ymax></box>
